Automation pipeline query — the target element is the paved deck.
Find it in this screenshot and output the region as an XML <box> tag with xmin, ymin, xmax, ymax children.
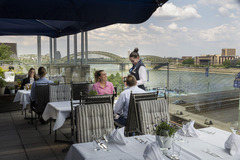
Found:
<box><xmin>0</xmin><ymin>111</ymin><xmax>70</xmax><ymax>160</ymax></box>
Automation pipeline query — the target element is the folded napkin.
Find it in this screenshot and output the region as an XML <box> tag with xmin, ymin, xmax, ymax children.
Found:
<box><xmin>143</xmin><ymin>142</ymin><xmax>166</xmax><ymax>160</ymax></box>
<box><xmin>224</xmin><ymin>133</ymin><xmax>240</xmax><ymax>156</ymax></box>
<box><xmin>108</xmin><ymin>127</ymin><xmax>128</xmax><ymax>145</ymax></box>
<box><xmin>177</xmin><ymin>120</ymin><xmax>200</xmax><ymax>137</ymax></box>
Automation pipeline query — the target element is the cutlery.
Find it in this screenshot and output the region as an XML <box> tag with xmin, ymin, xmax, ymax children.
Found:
<box><xmin>165</xmin><ymin>153</ymin><xmax>179</xmax><ymax>160</ymax></box>
<box><xmin>134</xmin><ymin>137</ymin><xmax>142</xmax><ymax>143</ymax></box>
<box><xmin>134</xmin><ymin>137</ymin><xmax>147</xmax><ymax>144</ymax></box>
<box><xmin>199</xmin><ymin>130</ymin><xmax>215</xmax><ymax>135</ymax></box>
<box><xmin>95</xmin><ymin>140</ymin><xmax>107</xmax><ymax>150</ymax></box>
<box><xmin>139</xmin><ymin>138</ymin><xmax>145</xmax><ymax>143</ymax></box>
<box><xmin>202</xmin><ymin>149</ymin><xmax>223</xmax><ymax>159</ymax></box>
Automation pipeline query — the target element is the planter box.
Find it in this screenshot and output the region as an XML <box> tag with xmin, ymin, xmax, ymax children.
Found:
<box><xmin>0</xmin><ymin>94</ymin><xmax>21</xmax><ymax>113</ymax></box>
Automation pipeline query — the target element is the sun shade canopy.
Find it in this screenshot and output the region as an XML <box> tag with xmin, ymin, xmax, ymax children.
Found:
<box><xmin>0</xmin><ymin>0</ymin><xmax>168</xmax><ymax>37</ymax></box>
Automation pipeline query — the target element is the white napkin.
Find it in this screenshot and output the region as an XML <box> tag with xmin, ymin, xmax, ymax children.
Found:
<box><xmin>143</xmin><ymin>142</ymin><xmax>166</xmax><ymax>160</ymax></box>
<box><xmin>224</xmin><ymin>133</ymin><xmax>240</xmax><ymax>156</ymax></box>
<box><xmin>108</xmin><ymin>127</ymin><xmax>128</xmax><ymax>145</ymax></box>
<box><xmin>177</xmin><ymin>120</ymin><xmax>200</xmax><ymax>137</ymax></box>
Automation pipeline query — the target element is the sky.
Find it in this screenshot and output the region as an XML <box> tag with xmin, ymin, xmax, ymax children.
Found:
<box><xmin>1</xmin><ymin>0</ymin><xmax>240</xmax><ymax>58</ymax></box>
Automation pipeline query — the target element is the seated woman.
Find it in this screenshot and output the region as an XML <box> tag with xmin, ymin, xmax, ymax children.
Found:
<box><xmin>30</xmin><ymin>67</ymin><xmax>53</xmax><ymax>102</ymax></box>
<box><xmin>92</xmin><ymin>70</ymin><xmax>114</xmax><ymax>95</ymax></box>
<box><xmin>20</xmin><ymin>68</ymin><xmax>38</xmax><ymax>90</ymax></box>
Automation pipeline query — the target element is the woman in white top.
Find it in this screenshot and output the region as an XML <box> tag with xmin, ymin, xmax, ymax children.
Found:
<box><xmin>129</xmin><ymin>48</ymin><xmax>147</xmax><ymax>90</ymax></box>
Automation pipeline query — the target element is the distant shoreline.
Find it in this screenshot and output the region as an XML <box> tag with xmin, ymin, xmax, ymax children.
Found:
<box><xmin>161</xmin><ymin>66</ymin><xmax>240</xmax><ymax>75</ymax></box>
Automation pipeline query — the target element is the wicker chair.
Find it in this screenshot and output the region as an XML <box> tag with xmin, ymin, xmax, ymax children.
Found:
<box><xmin>71</xmin><ymin>95</ymin><xmax>114</xmax><ymax>143</ymax></box>
<box><xmin>137</xmin><ymin>99</ymin><xmax>169</xmax><ymax>135</ymax></box>
<box><xmin>31</xmin><ymin>84</ymin><xmax>50</xmax><ymax>130</ymax></box>
<box><xmin>71</xmin><ymin>82</ymin><xmax>91</xmax><ymax>100</ymax></box>
<box><xmin>75</xmin><ymin>102</ymin><xmax>114</xmax><ymax>143</ymax></box>
<box><xmin>124</xmin><ymin>92</ymin><xmax>159</xmax><ymax>136</ymax></box>
<box><xmin>49</xmin><ymin>84</ymin><xmax>71</xmax><ymax>102</ymax></box>
<box><xmin>48</xmin><ymin>84</ymin><xmax>71</xmax><ymax>136</ymax></box>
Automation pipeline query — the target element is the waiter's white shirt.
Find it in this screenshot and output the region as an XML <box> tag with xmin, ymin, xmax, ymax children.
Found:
<box><xmin>137</xmin><ymin>66</ymin><xmax>147</xmax><ymax>86</ymax></box>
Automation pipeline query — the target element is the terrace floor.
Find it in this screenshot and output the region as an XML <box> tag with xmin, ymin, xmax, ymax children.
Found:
<box><xmin>0</xmin><ymin>110</ymin><xmax>70</xmax><ymax>160</ymax></box>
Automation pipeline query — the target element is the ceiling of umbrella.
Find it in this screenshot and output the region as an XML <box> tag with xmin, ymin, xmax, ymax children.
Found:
<box><xmin>0</xmin><ymin>0</ymin><xmax>168</xmax><ymax>38</ymax></box>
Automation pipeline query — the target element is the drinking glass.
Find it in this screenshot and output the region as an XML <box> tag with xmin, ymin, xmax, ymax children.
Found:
<box><xmin>92</xmin><ymin>134</ymin><xmax>101</xmax><ymax>151</ymax></box>
<box><xmin>171</xmin><ymin>141</ymin><xmax>182</xmax><ymax>159</ymax></box>
<box><xmin>103</xmin><ymin>128</ymin><xmax>112</xmax><ymax>151</ymax></box>
<box><xmin>228</xmin><ymin>121</ymin><xmax>239</xmax><ymax>134</ymax></box>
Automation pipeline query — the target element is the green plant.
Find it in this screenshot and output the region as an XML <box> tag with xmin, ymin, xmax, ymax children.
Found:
<box><xmin>154</xmin><ymin>120</ymin><xmax>176</xmax><ymax>137</ymax></box>
<box><xmin>16</xmin><ymin>79</ymin><xmax>22</xmax><ymax>87</ymax></box>
<box><xmin>0</xmin><ymin>78</ymin><xmax>7</xmax><ymax>87</ymax></box>
<box><xmin>0</xmin><ymin>43</ymin><xmax>14</xmax><ymax>60</ymax></box>
<box><xmin>88</xmin><ymin>89</ymin><xmax>98</xmax><ymax>96</ymax></box>
<box><xmin>182</xmin><ymin>58</ymin><xmax>194</xmax><ymax>66</ymax></box>
<box><xmin>0</xmin><ymin>67</ymin><xmax>5</xmax><ymax>78</ymax></box>
<box><xmin>54</xmin><ymin>80</ymin><xmax>59</xmax><ymax>84</ymax></box>
<box><xmin>8</xmin><ymin>85</ymin><xmax>15</xmax><ymax>90</ymax></box>
<box><xmin>107</xmin><ymin>72</ymin><xmax>124</xmax><ymax>94</ymax></box>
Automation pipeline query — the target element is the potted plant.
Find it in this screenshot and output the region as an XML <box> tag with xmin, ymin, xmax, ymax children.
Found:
<box><xmin>0</xmin><ymin>78</ymin><xmax>7</xmax><ymax>95</ymax></box>
<box><xmin>8</xmin><ymin>85</ymin><xmax>15</xmax><ymax>94</ymax></box>
<box><xmin>88</xmin><ymin>89</ymin><xmax>98</xmax><ymax>96</ymax></box>
<box><xmin>16</xmin><ymin>79</ymin><xmax>22</xmax><ymax>89</ymax></box>
<box><xmin>154</xmin><ymin>119</ymin><xmax>176</xmax><ymax>149</ymax></box>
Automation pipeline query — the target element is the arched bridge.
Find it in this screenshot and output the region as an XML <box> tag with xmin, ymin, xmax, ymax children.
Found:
<box><xmin>61</xmin><ymin>51</ymin><xmax>167</xmax><ymax>63</ymax></box>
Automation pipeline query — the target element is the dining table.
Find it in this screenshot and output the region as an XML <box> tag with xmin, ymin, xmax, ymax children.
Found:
<box><xmin>42</xmin><ymin>100</ymin><xmax>79</xmax><ymax>131</ymax></box>
<box><xmin>13</xmin><ymin>89</ymin><xmax>31</xmax><ymax>111</ymax></box>
<box><xmin>42</xmin><ymin>99</ymin><xmax>118</xmax><ymax>131</ymax></box>
<box><xmin>65</xmin><ymin>127</ymin><xmax>240</xmax><ymax>160</ymax></box>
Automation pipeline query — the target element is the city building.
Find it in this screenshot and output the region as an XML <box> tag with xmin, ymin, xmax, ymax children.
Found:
<box><xmin>55</xmin><ymin>51</ymin><xmax>61</xmax><ymax>59</ymax></box>
<box><xmin>194</xmin><ymin>48</ymin><xmax>236</xmax><ymax>65</ymax></box>
<box><xmin>222</xmin><ymin>48</ymin><xmax>236</xmax><ymax>56</ymax></box>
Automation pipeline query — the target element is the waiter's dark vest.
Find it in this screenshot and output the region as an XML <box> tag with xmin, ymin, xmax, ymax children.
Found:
<box><xmin>130</xmin><ymin>63</ymin><xmax>145</xmax><ymax>90</ymax></box>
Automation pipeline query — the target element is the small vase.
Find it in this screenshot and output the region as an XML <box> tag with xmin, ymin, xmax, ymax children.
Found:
<box><xmin>0</xmin><ymin>87</ymin><xmax>5</xmax><ymax>95</ymax></box>
<box><xmin>156</xmin><ymin>135</ymin><xmax>173</xmax><ymax>149</ymax></box>
<box><xmin>10</xmin><ymin>89</ymin><xmax>15</xmax><ymax>94</ymax></box>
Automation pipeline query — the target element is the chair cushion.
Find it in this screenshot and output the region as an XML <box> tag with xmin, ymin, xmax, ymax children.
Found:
<box><xmin>76</xmin><ymin>103</ymin><xmax>114</xmax><ymax>143</ymax></box>
<box><xmin>137</xmin><ymin>99</ymin><xmax>169</xmax><ymax>134</ymax></box>
<box><xmin>49</xmin><ymin>85</ymin><xmax>71</xmax><ymax>102</ymax></box>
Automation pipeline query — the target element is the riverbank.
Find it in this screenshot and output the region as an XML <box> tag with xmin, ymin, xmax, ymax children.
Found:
<box><xmin>169</xmin><ymin>89</ymin><xmax>240</xmax><ymax>132</ymax></box>
<box><xmin>161</xmin><ymin>66</ymin><xmax>240</xmax><ymax>75</ymax></box>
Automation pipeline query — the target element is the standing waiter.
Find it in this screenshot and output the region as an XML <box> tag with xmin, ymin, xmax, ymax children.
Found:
<box><xmin>129</xmin><ymin>48</ymin><xmax>147</xmax><ymax>90</ymax></box>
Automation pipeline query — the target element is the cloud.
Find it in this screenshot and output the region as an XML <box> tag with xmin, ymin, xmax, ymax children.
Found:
<box><xmin>168</xmin><ymin>23</ymin><xmax>178</xmax><ymax>30</ymax></box>
<box><xmin>149</xmin><ymin>23</ymin><xmax>165</xmax><ymax>33</ymax></box>
<box><xmin>153</xmin><ymin>3</ymin><xmax>201</xmax><ymax>21</ymax></box>
<box><xmin>199</xmin><ymin>24</ymin><xmax>236</xmax><ymax>42</ymax></box>
<box><xmin>198</xmin><ymin>0</ymin><xmax>239</xmax><ymax>18</ymax></box>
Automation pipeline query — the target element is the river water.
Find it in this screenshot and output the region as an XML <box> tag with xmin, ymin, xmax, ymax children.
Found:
<box><xmin>90</xmin><ymin>64</ymin><xmax>236</xmax><ymax>95</ymax></box>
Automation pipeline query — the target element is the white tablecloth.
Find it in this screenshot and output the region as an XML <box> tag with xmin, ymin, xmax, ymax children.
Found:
<box><xmin>13</xmin><ymin>90</ymin><xmax>31</xmax><ymax>110</ymax></box>
<box><xmin>65</xmin><ymin>127</ymin><xmax>240</xmax><ymax>160</ymax></box>
<box><xmin>42</xmin><ymin>101</ymin><xmax>79</xmax><ymax>131</ymax></box>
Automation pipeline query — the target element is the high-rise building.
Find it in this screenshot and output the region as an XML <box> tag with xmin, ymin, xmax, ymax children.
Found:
<box><xmin>221</xmin><ymin>48</ymin><xmax>236</xmax><ymax>56</ymax></box>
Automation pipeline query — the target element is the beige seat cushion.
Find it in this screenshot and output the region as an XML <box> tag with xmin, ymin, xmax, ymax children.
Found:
<box><xmin>76</xmin><ymin>103</ymin><xmax>114</xmax><ymax>143</ymax></box>
<box><xmin>138</xmin><ymin>99</ymin><xmax>169</xmax><ymax>134</ymax></box>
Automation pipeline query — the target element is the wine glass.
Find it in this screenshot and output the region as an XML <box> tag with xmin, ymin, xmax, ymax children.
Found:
<box><xmin>228</xmin><ymin>121</ymin><xmax>239</xmax><ymax>134</ymax></box>
<box><xmin>103</xmin><ymin>128</ymin><xmax>112</xmax><ymax>151</ymax></box>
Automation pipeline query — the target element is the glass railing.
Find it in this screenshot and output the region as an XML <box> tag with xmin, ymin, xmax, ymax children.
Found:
<box><xmin>2</xmin><ymin>57</ymin><xmax>239</xmax><ymax>134</ymax></box>
<box><xmin>89</xmin><ymin>62</ymin><xmax>239</xmax><ymax>133</ymax></box>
